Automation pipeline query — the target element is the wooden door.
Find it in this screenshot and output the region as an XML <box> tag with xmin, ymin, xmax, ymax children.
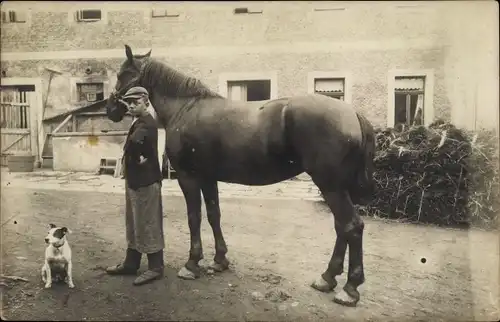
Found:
<box><xmin>1</xmin><ymin>85</ymin><xmax>35</xmax><ymax>165</ymax></box>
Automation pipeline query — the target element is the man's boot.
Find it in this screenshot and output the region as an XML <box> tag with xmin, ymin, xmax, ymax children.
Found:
<box><xmin>133</xmin><ymin>250</ymin><xmax>164</xmax><ymax>285</ymax></box>
<box><xmin>106</xmin><ymin>248</ymin><xmax>142</xmax><ymax>275</ymax></box>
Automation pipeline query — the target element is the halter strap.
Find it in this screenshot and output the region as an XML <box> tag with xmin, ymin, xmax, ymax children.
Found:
<box><xmin>110</xmin><ymin>60</ymin><xmax>149</xmax><ymax>100</ymax></box>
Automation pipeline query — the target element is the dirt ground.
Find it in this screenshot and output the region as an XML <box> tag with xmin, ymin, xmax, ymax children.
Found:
<box><xmin>1</xmin><ymin>186</ymin><xmax>499</xmax><ymax>321</ymax></box>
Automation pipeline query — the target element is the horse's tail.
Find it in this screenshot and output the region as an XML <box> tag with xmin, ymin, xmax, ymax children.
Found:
<box><xmin>348</xmin><ymin>112</ymin><xmax>376</xmax><ymax>205</ymax></box>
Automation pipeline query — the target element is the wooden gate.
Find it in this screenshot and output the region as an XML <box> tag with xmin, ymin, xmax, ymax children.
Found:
<box><xmin>1</xmin><ymin>85</ymin><xmax>35</xmax><ymax>166</ymax></box>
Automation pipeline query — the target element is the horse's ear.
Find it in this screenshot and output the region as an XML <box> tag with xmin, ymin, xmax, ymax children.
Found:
<box><xmin>136</xmin><ymin>49</ymin><xmax>152</xmax><ymax>59</ymax></box>
<box><xmin>125</xmin><ymin>44</ymin><xmax>133</xmax><ymax>62</ymax></box>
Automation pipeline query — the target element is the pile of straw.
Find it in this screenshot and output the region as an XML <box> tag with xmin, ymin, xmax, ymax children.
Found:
<box><xmin>360</xmin><ymin>120</ymin><xmax>499</xmax><ymax>228</ymax></box>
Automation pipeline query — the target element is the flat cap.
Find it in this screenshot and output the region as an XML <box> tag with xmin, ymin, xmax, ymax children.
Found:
<box><xmin>122</xmin><ymin>86</ymin><xmax>149</xmax><ymax>99</ymax></box>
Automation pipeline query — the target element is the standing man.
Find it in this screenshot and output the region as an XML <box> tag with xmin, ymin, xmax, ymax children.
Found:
<box><xmin>106</xmin><ymin>86</ymin><xmax>165</xmax><ymax>286</ymax></box>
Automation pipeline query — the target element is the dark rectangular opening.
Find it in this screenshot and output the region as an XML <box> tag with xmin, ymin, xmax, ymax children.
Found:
<box><xmin>1</xmin><ymin>85</ymin><xmax>35</xmax><ymax>92</ymax></box>
<box><xmin>78</xmin><ymin>9</ymin><xmax>102</xmax><ymax>21</ymax></box>
<box><xmin>246</xmin><ymin>80</ymin><xmax>271</xmax><ymax>101</ymax></box>
<box><xmin>394</xmin><ymin>91</ymin><xmax>424</xmax><ymax>127</ymax></box>
<box><xmin>234</xmin><ymin>7</ymin><xmax>249</xmax><ymax>14</ymax></box>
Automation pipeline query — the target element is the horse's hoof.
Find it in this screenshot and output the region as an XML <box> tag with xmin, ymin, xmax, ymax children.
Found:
<box><xmin>310</xmin><ymin>276</ymin><xmax>336</xmax><ymax>293</ymax></box>
<box><xmin>209</xmin><ymin>260</ymin><xmax>229</xmax><ymax>273</ymax></box>
<box><xmin>177</xmin><ymin>266</ymin><xmax>197</xmax><ymax>280</ymax></box>
<box><xmin>333</xmin><ymin>289</ymin><xmax>359</xmax><ymax>307</ymax></box>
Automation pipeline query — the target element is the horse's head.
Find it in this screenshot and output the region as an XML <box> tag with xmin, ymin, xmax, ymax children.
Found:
<box><xmin>106</xmin><ymin>44</ymin><xmax>152</xmax><ymax>122</ymax></box>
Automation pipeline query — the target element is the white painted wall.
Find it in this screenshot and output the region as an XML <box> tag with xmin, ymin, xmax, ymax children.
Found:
<box><xmin>53</xmin><ymin>131</ymin><xmax>165</xmax><ymax>173</ymax></box>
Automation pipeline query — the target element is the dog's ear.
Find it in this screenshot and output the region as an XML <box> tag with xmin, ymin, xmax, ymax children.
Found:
<box><xmin>61</xmin><ymin>227</ymin><xmax>70</xmax><ymax>234</ymax></box>
<box><xmin>48</xmin><ymin>223</ymin><xmax>56</xmax><ymax>229</ymax></box>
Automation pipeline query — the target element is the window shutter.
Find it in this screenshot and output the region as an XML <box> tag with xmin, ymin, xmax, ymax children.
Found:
<box><xmin>8</xmin><ymin>11</ymin><xmax>15</xmax><ymax>22</ymax></box>
<box><xmin>395</xmin><ymin>77</ymin><xmax>424</xmax><ymax>91</ymax></box>
<box><xmin>314</xmin><ymin>78</ymin><xmax>344</xmax><ymax>93</ymax></box>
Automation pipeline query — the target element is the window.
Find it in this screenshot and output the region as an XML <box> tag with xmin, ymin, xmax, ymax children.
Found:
<box><xmin>394</xmin><ymin>76</ymin><xmax>425</xmax><ymax>127</ymax></box>
<box><xmin>151</xmin><ymin>9</ymin><xmax>180</xmax><ymax>18</ymax></box>
<box><xmin>227</xmin><ymin>80</ymin><xmax>271</xmax><ymax>101</ymax></box>
<box><xmin>76</xmin><ymin>9</ymin><xmax>102</xmax><ymax>22</ymax></box>
<box><xmin>77</xmin><ymin>83</ymin><xmax>104</xmax><ymax>103</ymax></box>
<box><xmin>314</xmin><ymin>78</ymin><xmax>345</xmax><ymax>100</ymax></box>
<box><xmin>233</xmin><ymin>7</ymin><xmax>263</xmax><ymax>14</ymax></box>
<box><xmin>313</xmin><ymin>7</ymin><xmax>346</xmax><ymax>12</ymax></box>
<box><xmin>1</xmin><ymin>10</ymin><xmax>27</xmax><ymax>23</ymax></box>
<box><xmin>0</xmin><ymin>86</ymin><xmax>34</xmax><ymax>130</ymax></box>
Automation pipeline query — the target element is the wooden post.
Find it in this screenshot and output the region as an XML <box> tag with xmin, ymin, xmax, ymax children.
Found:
<box><xmin>405</xmin><ymin>94</ymin><xmax>411</xmax><ymax>126</ymax></box>
<box><xmin>52</xmin><ymin>114</ymin><xmax>72</xmax><ymax>134</ymax></box>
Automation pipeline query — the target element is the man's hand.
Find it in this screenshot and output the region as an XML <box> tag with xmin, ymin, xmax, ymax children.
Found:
<box><xmin>139</xmin><ymin>155</ymin><xmax>148</xmax><ymax>164</ymax></box>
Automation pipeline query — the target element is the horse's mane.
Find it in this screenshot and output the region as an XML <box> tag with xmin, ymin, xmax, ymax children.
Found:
<box><xmin>142</xmin><ymin>59</ymin><xmax>223</xmax><ymax>99</ymax></box>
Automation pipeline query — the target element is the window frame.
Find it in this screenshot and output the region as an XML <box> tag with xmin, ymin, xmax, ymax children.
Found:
<box><xmin>387</xmin><ymin>69</ymin><xmax>434</xmax><ymax>128</ymax></box>
<box><xmin>307</xmin><ymin>71</ymin><xmax>352</xmax><ymax>103</ymax></box>
<box><xmin>151</xmin><ymin>8</ymin><xmax>181</xmax><ymax>19</ymax></box>
<box><xmin>70</xmin><ymin>77</ymin><xmax>111</xmax><ymax>105</ymax></box>
<box><xmin>76</xmin><ymin>82</ymin><xmax>104</xmax><ymax>104</ymax></box>
<box><xmin>394</xmin><ymin>86</ymin><xmax>425</xmax><ymax>127</ymax></box>
<box><xmin>1</xmin><ymin>10</ymin><xmax>27</xmax><ymax>23</ymax></box>
<box><xmin>76</xmin><ymin>9</ymin><xmax>103</xmax><ymax>22</ymax></box>
<box><xmin>1</xmin><ymin>9</ymin><xmax>30</xmax><ymax>26</ymax></box>
<box><xmin>218</xmin><ymin>71</ymin><xmax>278</xmax><ymax>100</ymax></box>
<box><xmin>68</xmin><ymin>8</ymin><xmax>108</xmax><ymax>25</ymax></box>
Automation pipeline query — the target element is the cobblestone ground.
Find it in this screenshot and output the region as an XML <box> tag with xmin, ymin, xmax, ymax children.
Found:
<box><xmin>1</xmin><ymin>169</ymin><xmax>499</xmax><ymax>321</ymax></box>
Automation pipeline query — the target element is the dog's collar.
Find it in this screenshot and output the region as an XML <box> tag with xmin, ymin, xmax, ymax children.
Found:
<box><xmin>52</xmin><ymin>240</ymin><xmax>65</xmax><ymax>248</ymax></box>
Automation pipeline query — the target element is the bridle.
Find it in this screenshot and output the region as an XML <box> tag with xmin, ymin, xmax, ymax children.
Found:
<box><xmin>109</xmin><ymin>60</ymin><xmax>149</xmax><ymax>110</ymax></box>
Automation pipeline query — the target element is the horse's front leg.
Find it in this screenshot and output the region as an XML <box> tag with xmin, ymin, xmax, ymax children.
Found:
<box><xmin>201</xmin><ymin>180</ymin><xmax>230</xmax><ymax>272</ymax></box>
<box><xmin>176</xmin><ymin>173</ymin><xmax>204</xmax><ymax>280</ymax></box>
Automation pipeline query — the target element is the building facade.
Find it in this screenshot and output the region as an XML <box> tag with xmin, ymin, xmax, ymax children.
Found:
<box><xmin>1</xmin><ymin>1</ymin><xmax>498</xmax><ymax>163</ymax></box>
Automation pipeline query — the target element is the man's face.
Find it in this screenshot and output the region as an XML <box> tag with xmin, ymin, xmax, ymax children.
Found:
<box><xmin>125</xmin><ymin>96</ymin><xmax>147</xmax><ymax>116</ymax></box>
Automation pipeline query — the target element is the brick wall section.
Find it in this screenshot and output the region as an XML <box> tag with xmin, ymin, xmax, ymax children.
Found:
<box><xmin>1</xmin><ymin>3</ymin><xmax>446</xmax><ymax>52</ymax></box>
<box><xmin>1</xmin><ymin>9</ymin><xmax>152</xmax><ymax>52</ymax></box>
<box><xmin>1</xmin><ymin>1</ymin><xmax>498</xmax><ymax>130</ymax></box>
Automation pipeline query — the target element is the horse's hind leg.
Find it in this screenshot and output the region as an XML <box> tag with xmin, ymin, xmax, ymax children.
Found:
<box><xmin>201</xmin><ymin>180</ymin><xmax>230</xmax><ymax>272</ymax></box>
<box><xmin>176</xmin><ymin>173</ymin><xmax>204</xmax><ymax>280</ymax></box>
<box><xmin>312</xmin><ymin>186</ymin><xmax>365</xmax><ymax>307</ymax></box>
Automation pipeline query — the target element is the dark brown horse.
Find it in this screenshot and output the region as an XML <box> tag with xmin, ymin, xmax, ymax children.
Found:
<box><xmin>106</xmin><ymin>45</ymin><xmax>376</xmax><ymax>307</ymax></box>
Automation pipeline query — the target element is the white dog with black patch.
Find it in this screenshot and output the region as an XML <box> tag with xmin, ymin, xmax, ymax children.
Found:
<box><xmin>41</xmin><ymin>224</ymin><xmax>75</xmax><ymax>289</ymax></box>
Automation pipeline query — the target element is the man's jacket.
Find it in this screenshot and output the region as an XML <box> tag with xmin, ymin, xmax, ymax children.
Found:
<box><xmin>123</xmin><ymin>113</ymin><xmax>162</xmax><ymax>190</ymax></box>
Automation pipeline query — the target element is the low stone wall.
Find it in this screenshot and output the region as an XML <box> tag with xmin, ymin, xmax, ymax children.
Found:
<box><xmin>52</xmin><ymin>130</ymin><xmax>166</xmax><ymax>173</ymax></box>
<box><xmin>52</xmin><ymin>132</ymin><xmax>126</xmax><ymax>173</ymax></box>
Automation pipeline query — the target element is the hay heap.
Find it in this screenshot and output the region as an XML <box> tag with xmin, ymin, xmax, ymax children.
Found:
<box><xmin>360</xmin><ymin>120</ymin><xmax>499</xmax><ymax>228</ymax></box>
